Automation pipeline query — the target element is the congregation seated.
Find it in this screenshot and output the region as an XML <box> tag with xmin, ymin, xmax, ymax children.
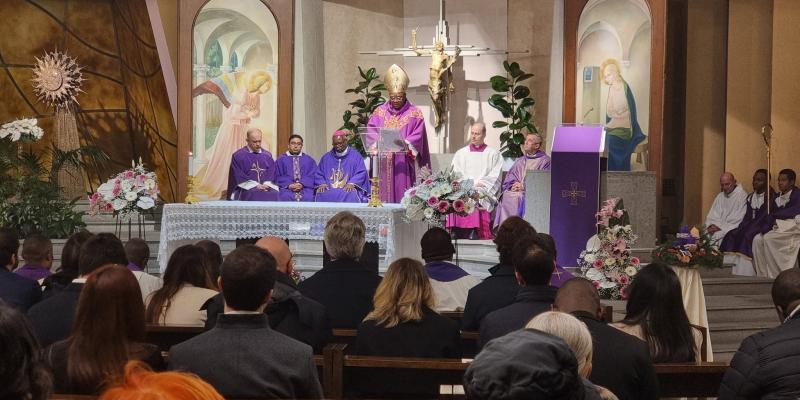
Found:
<box><xmin>298</xmin><ymin>211</ymin><xmax>381</xmax><ymax>328</ymax></box>
<box><xmin>534</xmin><ymin>232</ymin><xmax>575</xmax><ymax>287</ymax></box>
<box><xmin>14</xmin><ymin>233</ymin><xmax>53</xmax><ymax>284</ymax></box>
<box><xmin>718</xmin><ymin>268</ymin><xmax>800</xmax><ymax>399</ymax></box>
<box><xmin>145</xmin><ymin>244</ymin><xmax>217</xmax><ymax>327</ymax></box>
<box><xmin>611</xmin><ymin>263</ymin><xmax>702</xmax><ymax>363</ymax></box>
<box><xmin>479</xmin><ymin>234</ymin><xmax>558</xmax><ymax>348</ymax></box>
<box><xmin>462</xmin><ymin>216</ymin><xmax>534</xmax><ymax>330</ymax></box>
<box><xmin>553</xmin><ymin>278</ymin><xmax>658</xmax><ymax>400</ymax></box>
<box><xmin>204</xmin><ymin>236</ymin><xmax>331</xmax><ymax>352</ymax></box>
<box><xmin>124</xmin><ymin>238</ymin><xmax>164</xmax><ymax>301</ymax></box>
<box><xmin>420</xmin><ymin>227</ymin><xmax>480</xmax><ymax>312</ymax></box>
<box><xmin>28</xmin><ymin>232</ymin><xmax>129</xmax><ymax>347</ymax></box>
<box><xmin>100</xmin><ymin>360</ymin><xmax>223</xmax><ymax>400</ymax></box>
<box><xmin>752</xmin><ymin>168</ymin><xmax>800</xmax><ymax>278</ymax></box>
<box><xmin>720</xmin><ymin>169</ymin><xmax>771</xmax><ymax>275</ymax></box>
<box><xmin>168</xmin><ymin>245</ymin><xmax>323</xmax><ymax>399</ymax></box>
<box><xmin>42</xmin><ymin>231</ymin><xmax>92</xmax><ymax>297</ymax></box>
<box><xmin>0</xmin><ymin>228</ymin><xmax>41</xmax><ymax>311</ymax></box>
<box><xmin>45</xmin><ymin>264</ymin><xmax>164</xmax><ymax>394</ymax></box>
<box><xmin>464</xmin><ymin>328</ymin><xmax>602</xmax><ymax>400</ymax></box>
<box><xmin>526</xmin><ymin>311</ymin><xmax>619</xmax><ymax>400</ymax></box>
<box><xmin>356</xmin><ymin>257</ymin><xmax>461</xmax><ymax>358</ymax></box>
<box><xmin>704</xmin><ymin>172</ymin><xmax>747</xmax><ymax>245</ymax></box>
<box><xmin>0</xmin><ymin>299</ymin><xmax>52</xmax><ymax>400</ymax></box>
<box><xmin>195</xmin><ymin>239</ymin><xmax>223</xmax><ymax>289</ymax></box>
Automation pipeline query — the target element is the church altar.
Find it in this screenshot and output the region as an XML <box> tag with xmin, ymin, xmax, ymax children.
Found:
<box><xmin>156</xmin><ymin>201</ymin><xmax>427</xmax><ymax>272</ymax></box>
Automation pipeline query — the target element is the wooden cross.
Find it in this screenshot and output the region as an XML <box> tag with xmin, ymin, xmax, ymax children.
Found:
<box><xmin>250</xmin><ymin>162</ymin><xmax>265</xmax><ymax>183</ymax></box>
<box><xmin>561</xmin><ymin>181</ymin><xmax>586</xmax><ymax>206</ymax></box>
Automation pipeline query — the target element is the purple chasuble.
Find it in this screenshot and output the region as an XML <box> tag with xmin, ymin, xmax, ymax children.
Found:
<box><xmin>494</xmin><ymin>151</ymin><xmax>552</xmax><ymax>228</ymax></box>
<box><xmin>127</xmin><ymin>262</ymin><xmax>143</xmax><ymax>272</ymax></box>
<box><xmin>425</xmin><ymin>261</ymin><xmax>471</xmax><ymax>282</ymax></box>
<box><xmin>367</xmin><ymin>101</ymin><xmax>431</xmax><ymax>203</ymax></box>
<box><xmin>275</xmin><ymin>152</ymin><xmax>317</xmax><ymax>202</ymax></box>
<box><xmin>227</xmin><ymin>147</ymin><xmax>278</xmax><ymax>201</ymax></box>
<box><xmin>549</xmin><ymin>263</ymin><xmax>575</xmax><ymax>288</ymax></box>
<box><xmin>755</xmin><ymin>187</ymin><xmax>800</xmax><ymax>234</ymax></box>
<box><xmin>15</xmin><ymin>264</ymin><xmax>51</xmax><ymax>281</ymax></box>
<box><xmin>720</xmin><ymin>190</ymin><xmax>773</xmax><ymax>258</ymax></box>
<box><xmin>314</xmin><ymin>146</ymin><xmax>369</xmax><ymax>203</ymax></box>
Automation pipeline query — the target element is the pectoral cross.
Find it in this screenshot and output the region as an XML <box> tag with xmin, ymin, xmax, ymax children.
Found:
<box><xmin>561</xmin><ymin>181</ymin><xmax>586</xmax><ymax>206</ymax></box>
<box><xmin>250</xmin><ymin>162</ymin><xmax>265</xmax><ymax>183</ymax></box>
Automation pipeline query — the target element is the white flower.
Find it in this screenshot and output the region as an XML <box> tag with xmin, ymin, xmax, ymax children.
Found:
<box><xmin>144</xmin><ymin>178</ymin><xmax>156</xmax><ymax>190</ymax></box>
<box><xmin>584</xmin><ymin>253</ymin><xmax>597</xmax><ymax>263</ymax></box>
<box><xmin>112</xmin><ymin>198</ymin><xmax>128</xmax><ymax>211</ymax></box>
<box><xmin>599</xmin><ymin>280</ymin><xmax>617</xmax><ymax>289</ymax></box>
<box><xmin>124</xmin><ymin>191</ymin><xmax>138</xmax><ymax>201</ymax></box>
<box><xmin>97</xmin><ymin>181</ymin><xmax>116</xmax><ymax>200</ymax></box>
<box><xmin>423</xmin><ymin>208</ymin><xmax>434</xmax><ymax>219</ymax></box>
<box><xmin>584</xmin><ymin>268</ymin><xmax>604</xmax><ymax>281</ymax></box>
<box><xmin>604</xmin><ymin>257</ymin><xmax>616</xmax><ymax>266</ymax></box>
<box><xmin>625</xmin><ymin>266</ymin><xmax>637</xmax><ymax>276</ymax></box>
<box><xmin>121</xmin><ymin>181</ymin><xmax>133</xmax><ymax>192</ymax></box>
<box><xmin>136</xmin><ymin>196</ymin><xmax>155</xmax><ymax>210</ymax></box>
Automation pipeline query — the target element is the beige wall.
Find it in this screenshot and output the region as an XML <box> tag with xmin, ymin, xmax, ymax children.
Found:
<box><xmin>156</xmin><ymin>0</ymin><xmax>178</xmax><ymax>81</ymax></box>
<box><xmin>770</xmin><ymin>0</ymin><xmax>800</xmax><ymax>179</ymax></box>
<box><xmin>725</xmin><ymin>0</ymin><xmax>772</xmax><ymax>192</ymax></box>
<box><xmin>683</xmin><ymin>0</ymin><xmax>728</xmax><ymax>224</ymax></box>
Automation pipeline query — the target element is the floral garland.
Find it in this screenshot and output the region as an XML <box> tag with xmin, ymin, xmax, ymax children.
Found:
<box><xmin>651</xmin><ymin>225</ymin><xmax>723</xmax><ymax>269</ymax></box>
<box><xmin>89</xmin><ymin>159</ymin><xmax>159</xmax><ymax>219</ymax></box>
<box><xmin>400</xmin><ymin>166</ymin><xmax>495</xmax><ymax>227</ymax></box>
<box><xmin>579</xmin><ymin>198</ymin><xmax>640</xmax><ymax>300</ymax></box>
<box><xmin>0</xmin><ymin>118</ymin><xmax>44</xmax><ymax>142</ymax></box>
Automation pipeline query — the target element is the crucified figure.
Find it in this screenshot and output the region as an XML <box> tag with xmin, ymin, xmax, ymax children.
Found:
<box><xmin>411</xmin><ymin>29</ymin><xmax>460</xmax><ymax>130</ymax></box>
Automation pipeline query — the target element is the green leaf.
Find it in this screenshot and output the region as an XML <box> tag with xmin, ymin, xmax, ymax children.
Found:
<box><xmin>509</xmin><ymin>121</ymin><xmax>526</xmax><ymax>130</ymax></box>
<box><xmin>345</xmin><ymin>88</ymin><xmax>358</xmax><ymax>94</ymax></box>
<box><xmin>518</xmin><ymin>97</ymin><xmax>535</xmax><ymax>109</ymax></box>
<box><xmin>513</xmin><ymin>86</ymin><xmax>531</xmax><ymax>100</ymax></box>
<box><xmin>512</xmin><ymin>133</ymin><xmax>525</xmax><ymax>145</ymax></box>
<box><xmin>503</xmin><ymin>60</ymin><xmax>512</xmax><ymax>74</ymax></box>
<box><xmin>515</xmin><ymin>107</ymin><xmax>530</xmax><ymax>122</ymax></box>
<box><xmin>499</xmin><ymin>131</ymin><xmax>511</xmax><ymax>141</ymax></box>
<box><xmin>508</xmin><ymin>62</ymin><xmax>522</xmax><ymax>78</ymax></box>
<box><xmin>342</xmin><ymin>110</ymin><xmax>352</xmax><ymax>122</ymax></box>
<box><xmin>366</xmin><ymin>67</ymin><xmax>377</xmax><ymax>80</ymax></box>
<box><xmin>349</xmin><ymin>99</ymin><xmax>366</xmax><ymax>108</ymax></box>
<box><xmin>489</xmin><ymin>94</ymin><xmax>506</xmax><ymax>102</ymax></box>
<box><xmin>490</xmin><ymin>76</ymin><xmax>509</xmax><ymax>92</ymax></box>
<box><xmin>514</xmin><ymin>73</ymin><xmax>534</xmax><ymax>83</ymax></box>
<box><xmin>488</xmin><ymin>97</ymin><xmax>512</xmax><ymax>117</ymax></box>
<box><xmin>492</xmin><ymin>121</ymin><xmax>509</xmax><ymax>128</ymax></box>
<box><xmin>374</xmin><ymin>97</ymin><xmax>386</xmax><ymax>108</ymax></box>
<box><xmin>358</xmin><ymin>66</ymin><xmax>367</xmax><ymax>80</ymax></box>
<box><xmin>526</xmin><ymin>123</ymin><xmax>538</xmax><ymax>133</ymax></box>
<box><xmin>372</xmin><ymin>83</ymin><xmax>386</xmax><ymax>92</ymax></box>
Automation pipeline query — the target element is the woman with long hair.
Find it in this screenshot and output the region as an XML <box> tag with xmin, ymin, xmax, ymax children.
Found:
<box><xmin>42</xmin><ymin>231</ymin><xmax>93</xmax><ymax>296</ymax></box>
<box><xmin>611</xmin><ymin>262</ymin><xmax>701</xmax><ymax>362</ymax></box>
<box><xmin>45</xmin><ymin>265</ymin><xmax>163</xmax><ymax>394</ymax></box>
<box><xmin>145</xmin><ymin>245</ymin><xmax>217</xmax><ymax>326</ymax></box>
<box><xmin>356</xmin><ymin>257</ymin><xmax>460</xmax><ymax>358</ymax></box>
<box><xmin>0</xmin><ymin>300</ymin><xmax>52</xmax><ymax>400</ymax></box>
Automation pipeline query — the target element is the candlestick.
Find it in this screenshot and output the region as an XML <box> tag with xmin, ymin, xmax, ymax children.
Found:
<box><xmin>188</xmin><ymin>151</ymin><xmax>194</xmax><ymax>175</ymax></box>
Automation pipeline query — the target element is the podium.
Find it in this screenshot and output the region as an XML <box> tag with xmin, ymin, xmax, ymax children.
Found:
<box><xmin>549</xmin><ymin>124</ymin><xmax>604</xmax><ymax>266</ymax></box>
<box><xmin>359</xmin><ymin>127</ymin><xmax>405</xmax><ymax>205</ymax></box>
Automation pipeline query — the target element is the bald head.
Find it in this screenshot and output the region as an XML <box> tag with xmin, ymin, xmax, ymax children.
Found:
<box><xmin>554</xmin><ymin>278</ymin><xmax>601</xmax><ymax>317</ymax></box>
<box><xmin>772</xmin><ymin>268</ymin><xmax>800</xmax><ymax>321</ymax></box>
<box><xmin>255</xmin><ymin>236</ymin><xmax>292</xmax><ymax>274</ymax></box>
<box><xmin>720</xmin><ymin>172</ymin><xmax>737</xmax><ymax>195</ymax></box>
<box><xmin>469</xmin><ymin>122</ymin><xmax>487</xmax><ymax>147</ymax></box>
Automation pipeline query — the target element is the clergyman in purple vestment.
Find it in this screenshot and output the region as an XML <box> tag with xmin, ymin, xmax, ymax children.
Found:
<box><xmin>720</xmin><ymin>169</ymin><xmax>772</xmax><ymax>275</ymax></box>
<box><xmin>494</xmin><ymin>133</ymin><xmax>552</xmax><ymax>229</ymax></box>
<box><xmin>227</xmin><ymin>129</ymin><xmax>278</xmax><ymax>201</ymax></box>
<box><xmin>314</xmin><ymin>131</ymin><xmax>369</xmax><ymax>203</ymax></box>
<box><xmin>275</xmin><ymin>134</ymin><xmax>317</xmax><ymax>202</ymax></box>
<box><xmin>366</xmin><ymin>64</ymin><xmax>430</xmax><ymax>203</ymax></box>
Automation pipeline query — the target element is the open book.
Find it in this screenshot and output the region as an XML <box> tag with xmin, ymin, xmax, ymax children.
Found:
<box><xmin>239</xmin><ymin>180</ymin><xmax>279</xmax><ymax>191</ymax></box>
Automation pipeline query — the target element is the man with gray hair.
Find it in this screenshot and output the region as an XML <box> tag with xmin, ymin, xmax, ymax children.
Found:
<box><xmin>494</xmin><ymin>132</ymin><xmax>551</xmax><ymax>228</ymax></box>
<box><xmin>704</xmin><ymin>171</ymin><xmax>747</xmax><ymax>245</ymax></box>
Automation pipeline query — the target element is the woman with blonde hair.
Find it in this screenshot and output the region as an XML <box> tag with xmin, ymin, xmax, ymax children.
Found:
<box><xmin>527</xmin><ymin>311</ymin><xmax>619</xmax><ymax>400</ymax></box>
<box><xmin>356</xmin><ymin>257</ymin><xmax>460</xmax><ymax>358</ymax></box>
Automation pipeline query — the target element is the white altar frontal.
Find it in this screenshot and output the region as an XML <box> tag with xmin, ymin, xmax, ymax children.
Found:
<box><xmin>157</xmin><ymin>201</ymin><xmax>427</xmax><ymax>272</ymax></box>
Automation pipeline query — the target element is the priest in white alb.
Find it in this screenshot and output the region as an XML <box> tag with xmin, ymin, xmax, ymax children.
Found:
<box><xmin>446</xmin><ymin>122</ymin><xmax>502</xmax><ymax>239</ymax></box>
<box><xmin>493</xmin><ymin>132</ymin><xmax>551</xmax><ymax>229</ymax></box>
<box><xmin>704</xmin><ymin>172</ymin><xmax>747</xmax><ymax>246</ymax></box>
<box><xmin>752</xmin><ymin>169</ymin><xmax>800</xmax><ymax>278</ymax></box>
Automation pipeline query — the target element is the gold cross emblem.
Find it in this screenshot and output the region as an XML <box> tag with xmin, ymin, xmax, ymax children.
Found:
<box><xmin>250</xmin><ymin>162</ymin><xmax>265</xmax><ymax>183</ymax></box>
<box><xmin>561</xmin><ymin>181</ymin><xmax>586</xmax><ymax>206</ymax></box>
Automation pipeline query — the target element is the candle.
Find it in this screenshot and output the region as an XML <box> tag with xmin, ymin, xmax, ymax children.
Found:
<box><xmin>188</xmin><ymin>151</ymin><xmax>194</xmax><ymax>175</ymax></box>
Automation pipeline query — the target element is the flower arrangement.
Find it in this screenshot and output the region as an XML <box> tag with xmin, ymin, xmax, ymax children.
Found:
<box><xmin>579</xmin><ymin>198</ymin><xmax>640</xmax><ymax>300</ymax></box>
<box><xmin>89</xmin><ymin>159</ymin><xmax>159</xmax><ymax>219</ymax></box>
<box><xmin>0</xmin><ymin>118</ymin><xmax>45</xmax><ymax>142</ymax></box>
<box><xmin>651</xmin><ymin>225</ymin><xmax>723</xmax><ymax>269</ymax></box>
<box><xmin>400</xmin><ymin>166</ymin><xmax>495</xmax><ymax>227</ymax></box>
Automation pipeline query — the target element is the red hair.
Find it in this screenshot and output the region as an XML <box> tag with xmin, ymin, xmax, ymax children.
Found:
<box><xmin>100</xmin><ymin>361</ymin><xmax>223</xmax><ymax>400</ymax></box>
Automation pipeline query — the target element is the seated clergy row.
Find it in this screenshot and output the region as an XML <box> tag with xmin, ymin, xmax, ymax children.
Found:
<box><xmin>706</xmin><ymin>168</ymin><xmax>800</xmax><ymax>278</ymax></box>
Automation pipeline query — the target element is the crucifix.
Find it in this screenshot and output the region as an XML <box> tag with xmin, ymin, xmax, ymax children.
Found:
<box><xmin>250</xmin><ymin>162</ymin><xmax>265</xmax><ymax>183</ymax></box>
<box><xmin>359</xmin><ymin>0</ymin><xmax>526</xmax><ymax>153</ymax></box>
<box><xmin>561</xmin><ymin>182</ymin><xmax>587</xmax><ymax>206</ymax></box>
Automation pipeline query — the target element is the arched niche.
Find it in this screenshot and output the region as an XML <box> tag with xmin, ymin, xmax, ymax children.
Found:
<box><xmin>177</xmin><ymin>0</ymin><xmax>293</xmax><ymax>201</ymax></box>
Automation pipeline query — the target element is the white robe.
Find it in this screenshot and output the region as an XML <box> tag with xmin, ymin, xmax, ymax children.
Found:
<box><xmin>450</xmin><ymin>145</ymin><xmax>503</xmax><ymax>196</ymax></box>
<box><xmin>704</xmin><ymin>185</ymin><xmax>747</xmax><ymax>245</ymax></box>
<box><xmin>429</xmin><ymin>275</ymin><xmax>482</xmax><ymax>312</ymax></box>
<box><xmin>752</xmin><ymin>190</ymin><xmax>800</xmax><ymax>278</ymax></box>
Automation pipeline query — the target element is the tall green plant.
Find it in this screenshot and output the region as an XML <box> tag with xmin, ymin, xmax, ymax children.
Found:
<box><xmin>340</xmin><ymin>67</ymin><xmax>386</xmax><ymax>157</ymax></box>
<box><xmin>488</xmin><ymin>61</ymin><xmax>537</xmax><ymax>158</ymax></box>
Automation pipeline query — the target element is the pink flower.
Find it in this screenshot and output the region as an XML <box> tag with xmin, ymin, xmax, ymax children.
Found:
<box><xmin>135</xmin><ymin>174</ymin><xmax>146</xmax><ymax>187</ymax></box>
<box><xmin>620</xmin><ymin>285</ymin><xmax>629</xmax><ymax>299</ymax></box>
<box><xmin>631</xmin><ymin>257</ymin><xmax>640</xmax><ymax>265</ymax></box>
<box><xmin>593</xmin><ymin>259</ymin><xmax>604</xmax><ymax>269</ymax></box>
<box><xmin>452</xmin><ymin>181</ymin><xmax>461</xmax><ymax>191</ymax></box>
<box><xmin>111</xmin><ymin>187</ymin><xmax>121</xmax><ymax>197</ymax></box>
<box><xmin>124</xmin><ymin>171</ymin><xmax>135</xmax><ymax>179</ymax></box>
<box><xmin>613</xmin><ymin>239</ymin><xmax>627</xmax><ymax>253</ymax></box>
<box><xmin>425</xmin><ymin>179</ymin><xmax>433</xmax><ymax>185</ymax></box>
<box><xmin>437</xmin><ymin>200</ymin><xmax>450</xmax><ymax>213</ymax></box>
<box><xmin>104</xmin><ymin>203</ymin><xmax>113</xmax><ymax>212</ymax></box>
<box><xmin>453</xmin><ymin>199</ymin><xmax>465</xmax><ymax>213</ymax></box>
<box><xmin>409</xmin><ymin>189</ymin><xmax>417</xmax><ymax>197</ymax></box>
<box><xmin>427</xmin><ymin>197</ymin><xmax>438</xmax><ymax>206</ymax></box>
<box><xmin>592</xmin><ymin>280</ymin><xmax>601</xmax><ymax>289</ymax></box>
<box><xmin>618</xmin><ymin>275</ymin><xmax>629</xmax><ymax>285</ymax></box>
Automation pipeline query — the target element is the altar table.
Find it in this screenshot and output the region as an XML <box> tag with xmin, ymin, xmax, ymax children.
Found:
<box><xmin>157</xmin><ymin>201</ymin><xmax>426</xmax><ymax>272</ymax></box>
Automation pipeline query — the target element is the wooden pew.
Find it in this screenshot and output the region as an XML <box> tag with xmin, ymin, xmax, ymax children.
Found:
<box><xmin>145</xmin><ymin>324</ymin><xmax>205</xmax><ymax>352</ymax></box>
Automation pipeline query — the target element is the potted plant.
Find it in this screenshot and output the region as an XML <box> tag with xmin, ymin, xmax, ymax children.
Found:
<box><xmin>488</xmin><ymin>61</ymin><xmax>537</xmax><ymax>162</ymax></box>
<box><xmin>340</xmin><ymin>67</ymin><xmax>386</xmax><ymax>157</ymax></box>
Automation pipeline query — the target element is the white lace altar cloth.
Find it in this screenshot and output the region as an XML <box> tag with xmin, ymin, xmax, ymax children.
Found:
<box><xmin>157</xmin><ymin>201</ymin><xmax>425</xmax><ymax>272</ymax></box>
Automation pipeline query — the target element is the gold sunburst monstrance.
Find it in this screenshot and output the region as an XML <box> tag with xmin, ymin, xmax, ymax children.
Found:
<box><xmin>32</xmin><ymin>50</ymin><xmax>84</xmax><ymax>110</ymax></box>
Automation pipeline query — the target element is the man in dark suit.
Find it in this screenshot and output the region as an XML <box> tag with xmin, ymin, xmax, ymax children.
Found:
<box><xmin>554</xmin><ymin>278</ymin><xmax>658</xmax><ymax>400</ymax></box>
<box><xmin>297</xmin><ymin>212</ymin><xmax>381</xmax><ymax>328</ymax></box>
<box><xmin>479</xmin><ymin>235</ymin><xmax>557</xmax><ymax>348</ymax></box>
<box><xmin>0</xmin><ymin>228</ymin><xmax>41</xmax><ymax>311</ymax></box>
<box><xmin>27</xmin><ymin>233</ymin><xmax>128</xmax><ymax>347</ymax></box>
<box><xmin>169</xmin><ymin>245</ymin><xmax>322</xmax><ymax>399</ymax></box>
<box><xmin>204</xmin><ymin>236</ymin><xmax>331</xmax><ymax>352</ymax></box>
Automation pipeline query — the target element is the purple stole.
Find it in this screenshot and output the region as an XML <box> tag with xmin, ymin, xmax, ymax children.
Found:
<box><xmin>425</xmin><ymin>261</ymin><xmax>471</xmax><ymax>282</ymax></box>
<box><xmin>275</xmin><ymin>152</ymin><xmax>317</xmax><ymax>202</ymax></box>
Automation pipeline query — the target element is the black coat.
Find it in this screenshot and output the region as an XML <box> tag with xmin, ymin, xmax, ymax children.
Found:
<box><xmin>169</xmin><ymin>314</ymin><xmax>323</xmax><ymax>399</ymax></box>
<box><xmin>204</xmin><ymin>273</ymin><xmax>332</xmax><ymax>352</ymax></box>
<box><xmin>0</xmin><ymin>267</ymin><xmax>41</xmax><ymax>311</ymax></box>
<box><xmin>297</xmin><ymin>258</ymin><xmax>381</xmax><ymax>329</ymax></box>
<box><xmin>355</xmin><ymin>306</ymin><xmax>461</xmax><ymax>358</ymax></box>
<box><xmin>461</xmin><ymin>263</ymin><xmax>519</xmax><ymax>331</ymax></box>
<box><xmin>27</xmin><ymin>282</ymin><xmax>82</xmax><ymax>347</ymax></box>
<box><xmin>572</xmin><ymin>311</ymin><xmax>659</xmax><ymax>400</ymax></box>
<box><xmin>718</xmin><ymin>312</ymin><xmax>800</xmax><ymax>399</ymax></box>
<box><xmin>478</xmin><ymin>285</ymin><xmax>558</xmax><ymax>348</ymax></box>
